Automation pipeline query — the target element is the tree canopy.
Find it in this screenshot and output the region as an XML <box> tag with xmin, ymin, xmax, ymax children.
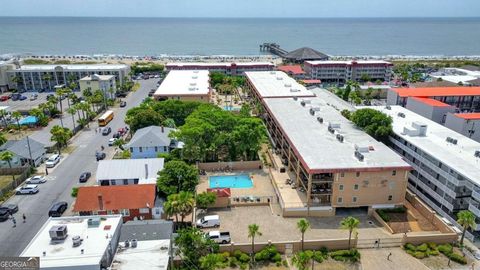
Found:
<box><xmin>175</xmin><ymin>227</ymin><xmax>219</xmax><ymax>267</ymax></box>
<box><xmin>350</xmin><ymin>108</ymin><xmax>393</xmax><ymax>142</ymax></box>
<box><xmin>157</xmin><ymin>160</ymin><xmax>199</xmax><ymax>196</ymax></box>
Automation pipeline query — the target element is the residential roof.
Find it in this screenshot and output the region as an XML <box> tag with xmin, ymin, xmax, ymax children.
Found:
<box><xmin>127</xmin><ymin>126</ymin><xmax>175</xmax><ymax>148</ymax></box>
<box><xmin>21</xmin><ymin>215</ymin><xmax>123</xmax><ymax>268</ymax></box>
<box><xmin>14</xmin><ymin>64</ymin><xmax>129</xmax><ymax>71</ymax></box>
<box><xmin>206</xmin><ymin>188</ymin><xmax>231</xmax><ymax>197</ymax></box>
<box><xmin>0</xmin><ymin>137</ymin><xmax>45</xmax><ymax>160</ymax></box>
<box><xmin>302</xmin><ymin>79</ymin><xmax>322</xmax><ymax>84</ymax></box>
<box><xmin>154</xmin><ymin>70</ymin><xmax>210</xmax><ymax>97</ymax></box>
<box><xmin>96</xmin><ymin>158</ymin><xmax>164</xmax><ymax>183</ymax></box>
<box><xmin>111</xmin><ymin>240</ymin><xmax>170</xmax><ymax>270</ymax></box>
<box><xmin>263</xmin><ymin>94</ymin><xmax>411</xmax><ymax>173</ymax></box>
<box><xmin>277</xmin><ymin>65</ymin><xmax>305</xmax><ymax>75</ymax></box>
<box><xmin>410</xmin><ymin>81</ymin><xmax>458</xmax><ymax>88</ymax></box>
<box><xmin>411</xmin><ymin>97</ymin><xmax>452</xmax><ymax>107</ymax></box>
<box><xmin>80</xmin><ymin>74</ymin><xmax>115</xmax><ymax>81</ymax></box>
<box><xmin>119</xmin><ymin>220</ymin><xmax>173</xmax><ymax>242</ymax></box>
<box><xmin>454</xmin><ymin>113</ymin><xmax>480</xmax><ymax>120</ymax></box>
<box><xmin>391</xmin><ymin>87</ymin><xmax>480</xmax><ymax>97</ymax></box>
<box><xmin>284</xmin><ymin>47</ymin><xmax>329</xmax><ymax>61</ymax></box>
<box><xmin>372</xmin><ymin>105</ymin><xmax>480</xmax><ymax>185</ymax></box>
<box><xmin>73</xmin><ymin>184</ymin><xmax>156</xmax><ymax>212</ymax></box>
<box><xmin>306</xmin><ymin>60</ymin><xmax>392</xmax><ymax>65</ymax></box>
<box><xmin>166</xmin><ymin>62</ymin><xmax>274</xmax><ymax>68</ymax></box>
<box><xmin>245</xmin><ymin>71</ymin><xmax>315</xmax><ymax>99</ymax></box>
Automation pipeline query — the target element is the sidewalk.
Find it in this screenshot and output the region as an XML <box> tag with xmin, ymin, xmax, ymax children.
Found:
<box><xmin>361</xmin><ymin>248</ymin><xmax>429</xmax><ymax>270</ymax></box>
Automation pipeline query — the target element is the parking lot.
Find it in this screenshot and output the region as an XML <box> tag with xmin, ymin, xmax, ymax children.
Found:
<box><xmin>0</xmin><ymin>91</ymin><xmax>78</xmax><ymax>113</ymax></box>
<box><xmin>201</xmin><ymin>206</ymin><xmax>394</xmax><ymax>244</ymax></box>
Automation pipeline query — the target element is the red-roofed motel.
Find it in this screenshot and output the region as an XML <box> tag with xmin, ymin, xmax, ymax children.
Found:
<box><xmin>165</xmin><ymin>62</ymin><xmax>274</xmax><ymax>76</ymax></box>
<box><xmin>277</xmin><ymin>65</ymin><xmax>305</xmax><ymax>79</ymax></box>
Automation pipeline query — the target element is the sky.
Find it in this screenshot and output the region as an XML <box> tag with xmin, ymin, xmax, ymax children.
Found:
<box><xmin>1</xmin><ymin>0</ymin><xmax>479</xmax><ymax>18</ymax></box>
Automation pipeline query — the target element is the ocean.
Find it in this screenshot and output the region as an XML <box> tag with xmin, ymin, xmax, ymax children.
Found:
<box><xmin>0</xmin><ymin>17</ymin><xmax>479</xmax><ymax>56</ymax></box>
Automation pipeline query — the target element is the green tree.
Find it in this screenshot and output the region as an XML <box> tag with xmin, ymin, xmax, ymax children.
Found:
<box><xmin>50</xmin><ymin>125</ymin><xmax>72</xmax><ymax>154</ymax></box>
<box><xmin>350</xmin><ymin>108</ymin><xmax>393</xmax><ymax>142</ymax></box>
<box><xmin>121</xmin><ymin>150</ymin><xmax>131</xmax><ymax>159</ymax></box>
<box><xmin>175</xmin><ymin>227</ymin><xmax>218</xmax><ymax>267</ymax></box>
<box><xmin>340</xmin><ymin>109</ymin><xmax>351</xmax><ymax>120</ymax></box>
<box><xmin>0</xmin><ymin>132</ymin><xmax>6</xmax><ymax>146</ymax></box>
<box><xmin>30</xmin><ymin>108</ymin><xmax>49</xmax><ymax>126</ymax></box>
<box><xmin>196</xmin><ymin>192</ymin><xmax>217</xmax><ymax>212</ymax></box>
<box><xmin>11</xmin><ymin>111</ymin><xmax>22</xmax><ymax>130</ymax></box>
<box><xmin>66</xmin><ymin>106</ymin><xmax>77</xmax><ymax>130</ymax></box>
<box><xmin>42</xmin><ymin>73</ymin><xmax>53</xmax><ymax>90</ymax></box>
<box><xmin>239</xmin><ymin>104</ymin><xmax>251</xmax><ymax>117</ymax></box>
<box><xmin>157</xmin><ymin>160</ymin><xmax>199</xmax><ymax>195</ymax></box>
<box><xmin>177</xmin><ymin>191</ymin><xmax>195</xmax><ymax>224</ymax></box>
<box><xmin>360</xmin><ymin>73</ymin><xmax>371</xmax><ymax>82</ymax></box>
<box><xmin>199</xmin><ymin>254</ymin><xmax>224</xmax><ymax>270</ymax></box>
<box><xmin>113</xmin><ymin>138</ymin><xmax>125</xmax><ymax>151</ymax></box>
<box><xmin>292</xmin><ymin>251</ymin><xmax>312</xmax><ymax>270</ymax></box>
<box><xmin>340</xmin><ymin>216</ymin><xmax>360</xmax><ymax>249</ymax></box>
<box><xmin>126</xmin><ymin>109</ymin><xmax>163</xmax><ymax>132</ymax></box>
<box><xmin>0</xmin><ymin>150</ymin><xmax>15</xmax><ymax>180</ymax></box>
<box><xmin>0</xmin><ymin>109</ymin><xmax>9</xmax><ymax>127</ymax></box>
<box><xmin>457</xmin><ymin>210</ymin><xmax>477</xmax><ymax>246</ymax></box>
<box><xmin>162</xmin><ymin>118</ymin><xmax>176</xmax><ymax>128</ymax></box>
<box><xmin>297</xmin><ymin>218</ymin><xmax>310</xmax><ymax>251</ymax></box>
<box><xmin>248</xmin><ymin>224</ymin><xmax>262</xmax><ymax>262</ymax></box>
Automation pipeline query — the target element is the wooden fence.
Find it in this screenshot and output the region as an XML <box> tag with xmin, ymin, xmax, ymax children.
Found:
<box><xmin>0</xmin><ymin>166</ymin><xmax>31</xmax><ymax>199</ymax></box>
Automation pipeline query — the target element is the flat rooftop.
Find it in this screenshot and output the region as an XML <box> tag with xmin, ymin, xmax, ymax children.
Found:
<box><xmin>96</xmin><ymin>158</ymin><xmax>164</xmax><ymax>183</ymax></box>
<box><xmin>372</xmin><ymin>105</ymin><xmax>480</xmax><ymax>184</ymax></box>
<box><xmin>80</xmin><ymin>74</ymin><xmax>116</xmax><ymax>81</ymax></box>
<box><xmin>21</xmin><ymin>215</ymin><xmax>122</xmax><ymax>268</ymax></box>
<box><xmin>111</xmin><ymin>240</ymin><xmax>170</xmax><ymax>270</ymax></box>
<box><xmin>264</xmin><ymin>97</ymin><xmax>410</xmax><ymax>173</ymax></box>
<box><xmin>391</xmin><ymin>87</ymin><xmax>480</xmax><ymax>97</ymax></box>
<box><xmin>454</xmin><ymin>113</ymin><xmax>480</xmax><ymax>120</ymax></box>
<box><xmin>310</xmin><ymin>88</ymin><xmax>356</xmax><ymax>112</ymax></box>
<box><xmin>306</xmin><ymin>60</ymin><xmax>392</xmax><ymax>65</ymax></box>
<box><xmin>166</xmin><ymin>62</ymin><xmax>273</xmax><ymax>67</ymax></box>
<box><xmin>246</xmin><ymin>71</ymin><xmax>315</xmax><ymax>99</ymax></box>
<box><xmin>14</xmin><ymin>64</ymin><xmax>129</xmax><ymax>71</ymax></box>
<box><xmin>154</xmin><ymin>70</ymin><xmax>210</xmax><ymax>97</ymax></box>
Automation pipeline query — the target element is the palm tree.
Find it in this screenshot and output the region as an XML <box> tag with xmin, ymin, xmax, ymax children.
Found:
<box><xmin>164</xmin><ymin>193</ymin><xmax>180</xmax><ymax>224</ymax></box>
<box><xmin>177</xmin><ymin>191</ymin><xmax>195</xmax><ymax>224</ymax></box>
<box><xmin>42</xmin><ymin>73</ymin><xmax>53</xmax><ymax>90</ymax></box>
<box><xmin>11</xmin><ymin>76</ymin><xmax>23</xmax><ymax>91</ymax></box>
<box><xmin>292</xmin><ymin>251</ymin><xmax>311</xmax><ymax>270</ymax></box>
<box><xmin>50</xmin><ymin>125</ymin><xmax>72</xmax><ymax>154</ymax></box>
<box><xmin>0</xmin><ymin>109</ymin><xmax>8</xmax><ymax>128</ymax></box>
<box><xmin>66</xmin><ymin>107</ymin><xmax>77</xmax><ymax>130</ymax></box>
<box><xmin>248</xmin><ymin>224</ymin><xmax>262</xmax><ymax>263</ymax></box>
<box><xmin>113</xmin><ymin>138</ymin><xmax>125</xmax><ymax>151</ymax></box>
<box><xmin>297</xmin><ymin>218</ymin><xmax>310</xmax><ymax>251</ymax></box>
<box><xmin>0</xmin><ymin>150</ymin><xmax>15</xmax><ymax>180</ymax></box>
<box><xmin>11</xmin><ymin>111</ymin><xmax>22</xmax><ymax>130</ymax></box>
<box><xmin>340</xmin><ymin>216</ymin><xmax>360</xmax><ymax>250</ymax></box>
<box><xmin>457</xmin><ymin>210</ymin><xmax>477</xmax><ymax>246</ymax></box>
<box><xmin>0</xmin><ymin>132</ymin><xmax>6</xmax><ymax>146</ymax></box>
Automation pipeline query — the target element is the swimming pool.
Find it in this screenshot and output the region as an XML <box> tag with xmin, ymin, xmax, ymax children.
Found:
<box><xmin>209</xmin><ymin>174</ymin><xmax>253</xmax><ymax>188</ymax></box>
<box><xmin>223</xmin><ymin>106</ymin><xmax>240</xmax><ymax>111</ymax></box>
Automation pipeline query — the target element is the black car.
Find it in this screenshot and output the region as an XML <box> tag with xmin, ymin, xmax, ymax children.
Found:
<box><xmin>120</xmin><ymin>101</ymin><xmax>127</xmax><ymax>107</ymax></box>
<box><xmin>96</xmin><ymin>151</ymin><xmax>106</xmax><ymax>160</ymax></box>
<box><xmin>48</xmin><ymin>201</ymin><xmax>68</xmax><ymax>217</ymax></box>
<box><xmin>79</xmin><ymin>172</ymin><xmax>92</xmax><ymax>183</ymax></box>
<box><xmin>102</xmin><ymin>127</ymin><xmax>112</xmax><ymax>135</ymax></box>
<box><xmin>0</xmin><ymin>204</ymin><xmax>18</xmax><ymax>214</ymax></box>
<box><xmin>0</xmin><ymin>209</ymin><xmax>9</xmax><ymax>222</ymax></box>
<box><xmin>112</xmin><ymin>132</ymin><xmax>121</xmax><ymax>139</ymax></box>
<box><xmin>116</xmin><ymin>92</ymin><xmax>127</xmax><ymax>98</ymax></box>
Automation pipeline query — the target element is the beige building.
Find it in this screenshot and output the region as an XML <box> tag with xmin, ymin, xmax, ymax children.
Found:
<box><xmin>79</xmin><ymin>74</ymin><xmax>117</xmax><ymax>99</ymax></box>
<box><xmin>153</xmin><ymin>70</ymin><xmax>211</xmax><ymax>102</ymax></box>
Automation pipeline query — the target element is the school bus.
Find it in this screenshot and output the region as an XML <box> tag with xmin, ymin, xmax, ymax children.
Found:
<box><xmin>98</xmin><ymin>110</ymin><xmax>114</xmax><ymax>126</ymax></box>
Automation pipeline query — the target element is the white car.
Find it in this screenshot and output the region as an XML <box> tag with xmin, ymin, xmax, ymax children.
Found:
<box><xmin>45</xmin><ymin>154</ymin><xmax>60</xmax><ymax>168</ymax></box>
<box><xmin>108</xmin><ymin>138</ymin><xmax>117</xmax><ymax>146</ymax></box>
<box><xmin>26</xmin><ymin>175</ymin><xmax>46</xmax><ymax>184</ymax></box>
<box><xmin>16</xmin><ymin>185</ymin><xmax>39</xmax><ymax>195</ymax></box>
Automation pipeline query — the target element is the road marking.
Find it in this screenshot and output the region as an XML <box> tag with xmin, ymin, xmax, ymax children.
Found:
<box><xmin>45</xmin><ymin>176</ymin><xmax>57</xmax><ymax>181</ymax></box>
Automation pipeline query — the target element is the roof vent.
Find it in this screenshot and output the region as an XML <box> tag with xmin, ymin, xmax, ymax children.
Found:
<box><xmin>188</xmin><ymin>87</ymin><xmax>196</xmax><ymax>91</ymax></box>
<box><xmin>131</xmin><ymin>239</ymin><xmax>138</xmax><ymax>248</ymax></box>
<box><xmin>293</xmin><ymin>96</ymin><xmax>298</xmax><ymax>101</ymax></box>
<box><xmin>284</xmin><ymin>83</ymin><xmax>292</xmax><ymax>87</ymax></box>
<box><xmin>276</xmin><ymin>76</ymin><xmax>283</xmax><ymax>80</ymax></box>
<box><xmin>190</xmin><ymin>82</ymin><xmax>197</xmax><ymax>86</ymax></box>
<box><xmin>290</xmin><ymin>88</ymin><xmax>300</xmax><ymax>92</ymax></box>
<box><xmin>300</xmin><ymin>99</ymin><xmax>311</xmax><ymax>106</ymax></box>
<box><xmin>386</xmin><ymin>105</ymin><xmax>391</xmax><ymax>110</ymax></box>
<box><xmin>193</xmin><ymin>70</ymin><xmax>199</xmax><ymax>73</ymax></box>
<box><xmin>354</xmin><ymin>151</ymin><xmax>364</xmax><ymax>161</ymax></box>
<box><xmin>72</xmin><ymin>236</ymin><xmax>83</xmax><ymax>247</ymax></box>
<box><xmin>270</xmin><ymin>71</ymin><xmax>276</xmax><ymax>75</ymax></box>
<box><xmin>336</xmin><ymin>134</ymin><xmax>344</xmax><ymax>143</ymax></box>
<box><xmin>397</xmin><ymin>112</ymin><xmax>406</xmax><ymax>118</ymax></box>
<box><xmin>192</xmin><ymin>76</ymin><xmax>198</xmax><ymax>79</ymax></box>
<box><xmin>125</xmin><ymin>240</ymin><xmax>130</xmax><ymax>248</ymax></box>
<box><xmin>474</xmin><ymin>150</ymin><xmax>480</xmax><ymax>158</ymax></box>
<box><xmin>317</xmin><ymin>117</ymin><xmax>323</xmax><ymax>124</ymax></box>
<box><xmin>309</xmin><ymin>107</ymin><xmax>320</xmax><ymax>115</ymax></box>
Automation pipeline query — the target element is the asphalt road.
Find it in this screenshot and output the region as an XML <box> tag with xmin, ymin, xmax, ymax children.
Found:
<box><xmin>0</xmin><ymin>78</ymin><xmax>157</xmax><ymax>256</ymax></box>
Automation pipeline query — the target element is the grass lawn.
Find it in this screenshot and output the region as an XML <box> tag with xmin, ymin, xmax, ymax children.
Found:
<box><xmin>0</xmin><ymin>175</ymin><xmax>20</xmax><ymax>190</ymax></box>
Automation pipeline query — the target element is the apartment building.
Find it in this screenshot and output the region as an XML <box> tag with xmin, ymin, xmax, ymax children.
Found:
<box><xmin>79</xmin><ymin>74</ymin><xmax>117</xmax><ymax>99</ymax></box>
<box><xmin>7</xmin><ymin>64</ymin><xmax>130</xmax><ymax>91</ymax></box>
<box><xmin>304</xmin><ymin>60</ymin><xmax>393</xmax><ymax>84</ymax></box>
<box><xmin>153</xmin><ymin>70</ymin><xmax>211</xmax><ymax>102</ymax></box>
<box><xmin>444</xmin><ymin>113</ymin><xmax>480</xmax><ymax>143</ymax></box>
<box><xmin>373</xmin><ymin>105</ymin><xmax>480</xmax><ymax>240</ymax></box>
<box><xmin>165</xmin><ymin>62</ymin><xmax>274</xmax><ymax>75</ymax></box>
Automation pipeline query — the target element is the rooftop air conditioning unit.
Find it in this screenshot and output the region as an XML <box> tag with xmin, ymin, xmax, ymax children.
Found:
<box><xmin>452</xmin><ymin>139</ymin><xmax>458</xmax><ymax>145</ymax></box>
<box><xmin>328</xmin><ymin>122</ymin><xmax>341</xmax><ymax>129</ymax></box>
<box><xmin>88</xmin><ymin>217</ymin><xmax>101</xmax><ymax>227</ymax></box>
<box><xmin>293</xmin><ymin>96</ymin><xmax>298</xmax><ymax>101</ymax></box>
<box><xmin>131</xmin><ymin>239</ymin><xmax>138</xmax><ymax>248</ymax></box>
<box><xmin>310</xmin><ymin>107</ymin><xmax>320</xmax><ymax>115</ymax></box>
<box><xmin>336</xmin><ymin>134</ymin><xmax>344</xmax><ymax>143</ymax></box>
<box><xmin>188</xmin><ymin>87</ymin><xmax>196</xmax><ymax>91</ymax></box>
<box><xmin>276</xmin><ymin>77</ymin><xmax>283</xmax><ymax>80</ymax></box>
<box><xmin>284</xmin><ymin>83</ymin><xmax>292</xmax><ymax>87</ymax></box>
<box><xmin>386</xmin><ymin>105</ymin><xmax>391</xmax><ymax>110</ymax></box>
<box><xmin>190</xmin><ymin>82</ymin><xmax>196</xmax><ymax>86</ymax></box>
<box><xmin>49</xmin><ymin>225</ymin><xmax>68</xmax><ymax>241</ymax></box>
<box><xmin>317</xmin><ymin>117</ymin><xmax>323</xmax><ymax>124</ymax></box>
<box><xmin>270</xmin><ymin>71</ymin><xmax>276</xmax><ymax>75</ymax></box>
<box><xmin>475</xmin><ymin>150</ymin><xmax>480</xmax><ymax>158</ymax></box>
<box><xmin>354</xmin><ymin>151</ymin><xmax>364</xmax><ymax>162</ymax></box>
<box><xmin>290</xmin><ymin>88</ymin><xmax>300</xmax><ymax>92</ymax></box>
<box><xmin>397</xmin><ymin>112</ymin><xmax>406</xmax><ymax>118</ymax></box>
<box><xmin>72</xmin><ymin>236</ymin><xmax>83</xmax><ymax>247</ymax></box>
<box><xmin>192</xmin><ymin>76</ymin><xmax>198</xmax><ymax>79</ymax></box>
<box><xmin>300</xmin><ymin>100</ymin><xmax>311</xmax><ymax>106</ymax></box>
<box><xmin>327</xmin><ymin>126</ymin><xmax>335</xmax><ymax>134</ymax></box>
<box><xmin>193</xmin><ymin>70</ymin><xmax>199</xmax><ymax>73</ymax></box>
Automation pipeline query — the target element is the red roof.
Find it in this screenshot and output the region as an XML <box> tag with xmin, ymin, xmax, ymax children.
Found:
<box><xmin>393</xmin><ymin>87</ymin><xmax>480</xmax><ymax>98</ymax></box>
<box><xmin>302</xmin><ymin>79</ymin><xmax>322</xmax><ymax>84</ymax></box>
<box><xmin>411</xmin><ymin>97</ymin><xmax>452</xmax><ymax>107</ymax></box>
<box><xmin>454</xmin><ymin>113</ymin><xmax>480</xmax><ymax>120</ymax></box>
<box><xmin>277</xmin><ymin>65</ymin><xmax>305</xmax><ymax>75</ymax></box>
<box><xmin>206</xmin><ymin>188</ymin><xmax>231</xmax><ymax>197</ymax></box>
<box><xmin>73</xmin><ymin>184</ymin><xmax>156</xmax><ymax>212</ymax></box>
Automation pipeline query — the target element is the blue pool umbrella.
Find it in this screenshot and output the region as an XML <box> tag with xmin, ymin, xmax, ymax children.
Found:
<box><xmin>19</xmin><ymin>116</ymin><xmax>38</xmax><ymax>125</ymax></box>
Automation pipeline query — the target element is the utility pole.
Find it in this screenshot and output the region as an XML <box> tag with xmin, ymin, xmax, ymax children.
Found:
<box><xmin>25</xmin><ymin>136</ymin><xmax>34</xmax><ymax>167</ymax></box>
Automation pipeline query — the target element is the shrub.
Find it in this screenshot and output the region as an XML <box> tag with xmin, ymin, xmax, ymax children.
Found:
<box><xmin>229</xmin><ymin>257</ymin><xmax>238</xmax><ymax>267</ymax></box>
<box><xmin>239</xmin><ymin>263</ymin><xmax>247</xmax><ymax>270</ymax></box>
<box><xmin>319</xmin><ymin>246</ymin><xmax>329</xmax><ymax>256</ymax></box>
<box><xmin>272</xmin><ymin>253</ymin><xmax>282</xmax><ymax>262</ymax></box>
<box><xmin>330</xmin><ymin>249</ymin><xmax>360</xmax><ymax>262</ymax></box>
<box><xmin>438</xmin><ymin>244</ymin><xmax>453</xmax><ymax>255</ymax></box>
<box><xmin>417</xmin><ymin>243</ymin><xmax>428</xmax><ymax>252</ymax></box>
<box><xmin>239</xmin><ymin>253</ymin><xmax>250</xmax><ymax>263</ymax></box>
<box><xmin>71</xmin><ymin>187</ymin><xmax>79</xmax><ymax>197</ymax></box>
<box><xmin>376</xmin><ymin>209</ymin><xmax>390</xmax><ymax>222</ymax></box>
<box><xmin>220</xmin><ymin>252</ymin><xmax>230</xmax><ymax>262</ymax></box>
<box><xmin>449</xmin><ymin>252</ymin><xmax>467</xmax><ymax>265</ymax></box>
<box><xmin>312</xmin><ymin>251</ymin><xmax>323</xmax><ymax>263</ymax></box>
<box><xmin>276</xmin><ymin>261</ymin><xmax>282</xmax><ymax>267</ymax></box>
<box><xmin>282</xmin><ymin>260</ymin><xmax>288</xmax><ymax>267</ymax></box>
<box><xmin>427</xmin><ymin>242</ymin><xmax>437</xmax><ymax>250</ymax></box>
<box><xmin>234</xmin><ymin>250</ymin><xmax>244</xmax><ymax>259</ymax></box>
<box><xmin>413</xmin><ymin>251</ymin><xmax>426</xmax><ymax>259</ymax></box>
<box><xmin>427</xmin><ymin>249</ymin><xmax>440</xmax><ymax>256</ymax></box>
<box><xmin>404</xmin><ymin>243</ymin><xmax>416</xmax><ymax>251</ymax></box>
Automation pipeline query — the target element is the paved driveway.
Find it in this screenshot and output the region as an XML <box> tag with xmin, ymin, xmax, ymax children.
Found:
<box><xmin>0</xmin><ymin>78</ymin><xmax>157</xmax><ymax>256</ymax></box>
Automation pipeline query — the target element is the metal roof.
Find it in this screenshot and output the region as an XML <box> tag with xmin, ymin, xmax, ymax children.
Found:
<box><xmin>284</xmin><ymin>47</ymin><xmax>329</xmax><ymax>61</ymax></box>
<box><xmin>96</xmin><ymin>158</ymin><xmax>164</xmax><ymax>183</ymax></box>
<box><xmin>127</xmin><ymin>126</ymin><xmax>175</xmax><ymax>148</ymax></box>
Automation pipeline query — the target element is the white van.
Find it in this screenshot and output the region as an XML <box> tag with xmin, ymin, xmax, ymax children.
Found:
<box><xmin>45</xmin><ymin>154</ymin><xmax>60</xmax><ymax>168</ymax></box>
<box><xmin>196</xmin><ymin>215</ymin><xmax>220</xmax><ymax>228</ymax></box>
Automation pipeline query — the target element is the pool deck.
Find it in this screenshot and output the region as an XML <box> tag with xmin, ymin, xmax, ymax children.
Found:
<box><xmin>197</xmin><ymin>169</ymin><xmax>276</xmax><ymax>198</ymax></box>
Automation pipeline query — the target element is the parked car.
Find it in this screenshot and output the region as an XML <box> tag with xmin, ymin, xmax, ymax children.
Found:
<box><xmin>102</xmin><ymin>127</ymin><xmax>112</xmax><ymax>135</ymax></box>
<box><xmin>120</xmin><ymin>101</ymin><xmax>127</xmax><ymax>107</ymax></box>
<box><xmin>45</xmin><ymin>154</ymin><xmax>61</xmax><ymax>168</ymax></box>
<box><xmin>25</xmin><ymin>175</ymin><xmax>47</xmax><ymax>184</ymax></box>
<box><xmin>79</xmin><ymin>172</ymin><xmax>91</xmax><ymax>183</ymax></box>
<box><xmin>18</xmin><ymin>95</ymin><xmax>27</xmax><ymax>101</ymax></box>
<box><xmin>117</xmin><ymin>128</ymin><xmax>126</xmax><ymax>136</ymax></box>
<box><xmin>108</xmin><ymin>138</ymin><xmax>117</xmax><ymax>146</ymax></box>
<box><xmin>207</xmin><ymin>231</ymin><xmax>231</xmax><ymax>244</ymax></box>
<box><xmin>95</xmin><ymin>151</ymin><xmax>106</xmax><ymax>160</ymax></box>
<box><xmin>16</xmin><ymin>184</ymin><xmax>39</xmax><ymax>195</ymax></box>
<box><xmin>154</xmin><ymin>75</ymin><xmax>160</xmax><ymax>78</ymax></box>
<box><xmin>11</xmin><ymin>93</ymin><xmax>21</xmax><ymax>101</ymax></box>
<box><xmin>0</xmin><ymin>96</ymin><xmax>9</xmax><ymax>101</ymax></box>
<box><xmin>196</xmin><ymin>215</ymin><xmax>220</xmax><ymax>228</ymax></box>
<box><xmin>116</xmin><ymin>92</ymin><xmax>127</xmax><ymax>98</ymax></box>
<box><xmin>30</xmin><ymin>93</ymin><xmax>38</xmax><ymax>101</ymax></box>
<box><xmin>148</xmin><ymin>89</ymin><xmax>155</xmax><ymax>97</ymax></box>
<box><xmin>48</xmin><ymin>201</ymin><xmax>68</xmax><ymax>217</ymax></box>
<box><xmin>0</xmin><ymin>209</ymin><xmax>9</xmax><ymax>222</ymax></box>
<box><xmin>0</xmin><ymin>204</ymin><xmax>18</xmax><ymax>214</ymax></box>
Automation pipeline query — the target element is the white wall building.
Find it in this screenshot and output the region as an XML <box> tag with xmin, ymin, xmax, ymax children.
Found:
<box><xmin>373</xmin><ymin>105</ymin><xmax>480</xmax><ymax>240</ymax></box>
<box><xmin>444</xmin><ymin>113</ymin><xmax>480</xmax><ymax>143</ymax></box>
<box><xmin>166</xmin><ymin>62</ymin><xmax>274</xmax><ymax>75</ymax></box>
<box><xmin>153</xmin><ymin>70</ymin><xmax>211</xmax><ymax>102</ymax></box>
<box><xmin>79</xmin><ymin>74</ymin><xmax>117</xmax><ymax>99</ymax></box>
<box><xmin>96</xmin><ymin>158</ymin><xmax>164</xmax><ymax>186</ymax></box>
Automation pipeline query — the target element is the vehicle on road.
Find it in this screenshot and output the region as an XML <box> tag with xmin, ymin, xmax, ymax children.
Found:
<box><xmin>196</xmin><ymin>215</ymin><xmax>220</xmax><ymax>228</ymax></box>
<box><xmin>102</xmin><ymin>126</ymin><xmax>112</xmax><ymax>135</ymax></box>
<box><xmin>116</xmin><ymin>92</ymin><xmax>127</xmax><ymax>98</ymax></box>
<box><xmin>0</xmin><ymin>209</ymin><xmax>9</xmax><ymax>222</ymax></box>
<box><xmin>148</xmin><ymin>89</ymin><xmax>156</xmax><ymax>97</ymax></box>
<box><xmin>45</xmin><ymin>154</ymin><xmax>61</xmax><ymax>168</ymax></box>
<box><xmin>96</xmin><ymin>151</ymin><xmax>106</xmax><ymax>160</ymax></box>
<box><xmin>25</xmin><ymin>175</ymin><xmax>47</xmax><ymax>184</ymax></box>
<box><xmin>154</xmin><ymin>75</ymin><xmax>160</xmax><ymax>78</ymax></box>
<box><xmin>117</xmin><ymin>128</ymin><xmax>126</xmax><ymax>136</ymax></box>
<box><xmin>98</xmin><ymin>110</ymin><xmax>114</xmax><ymax>127</ymax></box>
<box><xmin>79</xmin><ymin>172</ymin><xmax>91</xmax><ymax>183</ymax></box>
<box><xmin>0</xmin><ymin>204</ymin><xmax>18</xmax><ymax>214</ymax></box>
<box><xmin>120</xmin><ymin>101</ymin><xmax>127</xmax><ymax>107</ymax></box>
<box><xmin>19</xmin><ymin>95</ymin><xmax>27</xmax><ymax>101</ymax></box>
<box><xmin>48</xmin><ymin>201</ymin><xmax>68</xmax><ymax>217</ymax></box>
<box><xmin>207</xmin><ymin>231</ymin><xmax>231</xmax><ymax>244</ymax></box>
<box><xmin>16</xmin><ymin>184</ymin><xmax>39</xmax><ymax>195</ymax></box>
<box><xmin>30</xmin><ymin>94</ymin><xmax>38</xmax><ymax>100</ymax></box>
<box><xmin>108</xmin><ymin>138</ymin><xmax>117</xmax><ymax>146</ymax></box>
<box><xmin>11</xmin><ymin>93</ymin><xmax>21</xmax><ymax>101</ymax></box>
<box><xmin>0</xmin><ymin>95</ymin><xmax>9</xmax><ymax>101</ymax></box>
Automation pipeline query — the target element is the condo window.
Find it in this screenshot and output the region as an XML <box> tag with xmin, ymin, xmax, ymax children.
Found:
<box><xmin>388</xmin><ymin>195</ymin><xmax>393</xmax><ymax>201</ymax></box>
<box><xmin>139</xmin><ymin>147</ymin><xmax>143</xmax><ymax>152</ymax></box>
<box><xmin>356</xmin><ymin>172</ymin><xmax>360</xmax><ymax>177</ymax></box>
<box><xmin>352</xmin><ymin>196</ymin><xmax>357</xmax><ymax>203</ymax></box>
<box><xmin>392</xmin><ymin>170</ymin><xmax>397</xmax><ymax>176</ymax></box>
<box><xmin>155</xmin><ymin>146</ymin><xmax>158</xmax><ymax>152</ymax></box>
<box><xmin>337</xmin><ymin>197</ymin><xmax>343</xmax><ymax>204</ymax></box>
<box><xmin>339</xmin><ymin>184</ymin><xmax>344</xmax><ymax>191</ymax></box>
<box><xmin>354</xmin><ymin>184</ymin><xmax>359</xmax><ymax>190</ymax></box>
<box><xmin>340</xmin><ymin>172</ymin><xmax>345</xmax><ymax>177</ymax></box>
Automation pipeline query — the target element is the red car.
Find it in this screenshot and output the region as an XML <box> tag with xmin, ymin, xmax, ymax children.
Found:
<box><xmin>117</xmin><ymin>128</ymin><xmax>126</xmax><ymax>136</ymax></box>
<box><xmin>0</xmin><ymin>96</ymin><xmax>9</xmax><ymax>101</ymax></box>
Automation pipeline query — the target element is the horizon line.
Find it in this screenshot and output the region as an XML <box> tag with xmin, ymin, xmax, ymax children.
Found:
<box><xmin>0</xmin><ymin>15</ymin><xmax>479</xmax><ymax>19</ymax></box>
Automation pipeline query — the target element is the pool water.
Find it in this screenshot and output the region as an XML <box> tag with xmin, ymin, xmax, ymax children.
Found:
<box><xmin>209</xmin><ymin>174</ymin><xmax>253</xmax><ymax>188</ymax></box>
<box><xmin>223</xmin><ymin>106</ymin><xmax>240</xmax><ymax>111</ymax></box>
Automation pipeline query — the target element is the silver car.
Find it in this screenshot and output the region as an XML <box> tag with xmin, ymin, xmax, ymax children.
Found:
<box><xmin>26</xmin><ymin>175</ymin><xmax>46</xmax><ymax>184</ymax></box>
<box><xmin>16</xmin><ymin>185</ymin><xmax>39</xmax><ymax>195</ymax></box>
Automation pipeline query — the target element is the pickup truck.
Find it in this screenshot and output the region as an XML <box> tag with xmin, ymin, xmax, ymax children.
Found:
<box><xmin>208</xmin><ymin>231</ymin><xmax>231</xmax><ymax>244</ymax></box>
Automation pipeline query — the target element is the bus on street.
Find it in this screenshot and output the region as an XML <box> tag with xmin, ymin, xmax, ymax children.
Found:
<box><xmin>98</xmin><ymin>110</ymin><xmax>114</xmax><ymax>126</ymax></box>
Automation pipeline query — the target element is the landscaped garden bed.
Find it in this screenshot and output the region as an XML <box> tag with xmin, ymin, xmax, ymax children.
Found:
<box><xmin>403</xmin><ymin>242</ymin><xmax>472</xmax><ymax>269</ymax></box>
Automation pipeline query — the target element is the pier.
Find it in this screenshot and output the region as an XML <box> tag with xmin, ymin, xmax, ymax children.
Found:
<box><xmin>260</xmin><ymin>43</ymin><xmax>288</xmax><ymax>57</ymax></box>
